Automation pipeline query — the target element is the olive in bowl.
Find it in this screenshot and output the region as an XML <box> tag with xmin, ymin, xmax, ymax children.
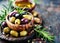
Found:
<box><xmin>6</xmin><ymin>12</ymin><xmax>34</xmax><ymax>31</ymax></box>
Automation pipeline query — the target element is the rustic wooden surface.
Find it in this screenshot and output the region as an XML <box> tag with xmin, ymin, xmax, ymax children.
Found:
<box><xmin>35</xmin><ymin>4</ymin><xmax>60</xmax><ymax>43</ymax></box>
<box><xmin>0</xmin><ymin>0</ymin><xmax>60</xmax><ymax>43</ymax></box>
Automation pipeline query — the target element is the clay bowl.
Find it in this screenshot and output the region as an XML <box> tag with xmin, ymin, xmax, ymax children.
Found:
<box><xmin>6</xmin><ymin>12</ymin><xmax>34</xmax><ymax>31</ymax></box>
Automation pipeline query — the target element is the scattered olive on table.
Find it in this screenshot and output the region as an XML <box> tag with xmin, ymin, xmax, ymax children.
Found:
<box><xmin>34</xmin><ymin>17</ymin><xmax>40</xmax><ymax>23</ymax></box>
<box><xmin>21</xmin><ymin>18</ymin><xmax>29</xmax><ymax>24</ymax></box>
<box><xmin>10</xmin><ymin>30</ymin><xmax>18</xmax><ymax>37</ymax></box>
<box><xmin>3</xmin><ymin>27</ymin><xmax>10</xmax><ymax>33</ymax></box>
<box><xmin>20</xmin><ymin>31</ymin><xmax>27</xmax><ymax>36</ymax></box>
<box><xmin>33</xmin><ymin>12</ymin><xmax>38</xmax><ymax>17</ymax></box>
<box><xmin>1</xmin><ymin>21</ymin><xmax>7</xmax><ymax>29</ymax></box>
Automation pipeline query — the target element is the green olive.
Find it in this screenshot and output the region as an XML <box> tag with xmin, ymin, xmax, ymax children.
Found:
<box><xmin>15</xmin><ymin>19</ymin><xmax>20</xmax><ymax>25</ymax></box>
<box><xmin>9</xmin><ymin>17</ymin><xmax>16</xmax><ymax>23</ymax></box>
<box><xmin>33</xmin><ymin>12</ymin><xmax>38</xmax><ymax>17</ymax></box>
<box><xmin>34</xmin><ymin>17</ymin><xmax>40</xmax><ymax>23</ymax></box>
<box><xmin>20</xmin><ymin>31</ymin><xmax>27</xmax><ymax>36</ymax></box>
<box><xmin>23</xmin><ymin>15</ymin><xmax>32</xmax><ymax>20</ymax></box>
<box><xmin>10</xmin><ymin>30</ymin><xmax>18</xmax><ymax>37</ymax></box>
<box><xmin>3</xmin><ymin>27</ymin><xmax>10</xmax><ymax>33</ymax></box>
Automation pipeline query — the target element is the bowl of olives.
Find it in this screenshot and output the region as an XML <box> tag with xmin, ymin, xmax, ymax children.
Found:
<box><xmin>0</xmin><ymin>21</ymin><xmax>35</xmax><ymax>42</ymax></box>
<box><xmin>6</xmin><ymin>11</ymin><xmax>34</xmax><ymax>31</ymax></box>
<box><xmin>0</xmin><ymin>10</ymin><xmax>42</xmax><ymax>42</ymax></box>
<box><xmin>0</xmin><ymin>26</ymin><xmax>35</xmax><ymax>42</ymax></box>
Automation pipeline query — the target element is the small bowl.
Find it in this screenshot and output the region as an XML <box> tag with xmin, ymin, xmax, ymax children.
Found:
<box><xmin>13</xmin><ymin>0</ymin><xmax>35</xmax><ymax>12</ymax></box>
<box><xmin>6</xmin><ymin>12</ymin><xmax>34</xmax><ymax>31</ymax></box>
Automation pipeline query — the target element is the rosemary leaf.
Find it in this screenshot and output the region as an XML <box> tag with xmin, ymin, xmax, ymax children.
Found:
<box><xmin>34</xmin><ymin>25</ymin><xmax>54</xmax><ymax>42</ymax></box>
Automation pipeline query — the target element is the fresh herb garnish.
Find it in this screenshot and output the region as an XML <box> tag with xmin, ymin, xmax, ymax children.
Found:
<box><xmin>16</xmin><ymin>7</ymin><xmax>26</xmax><ymax>15</ymax></box>
<box><xmin>34</xmin><ymin>25</ymin><xmax>54</xmax><ymax>43</ymax></box>
<box><xmin>0</xmin><ymin>0</ymin><xmax>14</xmax><ymax>26</ymax></box>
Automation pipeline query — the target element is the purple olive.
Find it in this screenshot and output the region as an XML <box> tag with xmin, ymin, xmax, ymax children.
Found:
<box><xmin>1</xmin><ymin>22</ymin><xmax>7</xmax><ymax>29</ymax></box>
<box><xmin>9</xmin><ymin>12</ymin><xmax>17</xmax><ymax>17</ymax></box>
<box><xmin>21</xmin><ymin>18</ymin><xmax>28</xmax><ymax>24</ymax></box>
<box><xmin>15</xmin><ymin>14</ymin><xmax>22</xmax><ymax>19</ymax></box>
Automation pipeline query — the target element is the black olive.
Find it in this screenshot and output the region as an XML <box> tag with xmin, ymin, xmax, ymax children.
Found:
<box><xmin>1</xmin><ymin>22</ymin><xmax>7</xmax><ymax>29</ymax></box>
<box><xmin>9</xmin><ymin>12</ymin><xmax>17</xmax><ymax>17</ymax></box>
<box><xmin>15</xmin><ymin>14</ymin><xmax>23</xmax><ymax>19</ymax></box>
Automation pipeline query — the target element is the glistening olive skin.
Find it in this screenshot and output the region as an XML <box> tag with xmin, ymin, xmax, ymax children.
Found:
<box><xmin>20</xmin><ymin>31</ymin><xmax>27</xmax><ymax>36</ymax></box>
<box><xmin>1</xmin><ymin>22</ymin><xmax>7</xmax><ymax>29</ymax></box>
<box><xmin>10</xmin><ymin>30</ymin><xmax>18</xmax><ymax>37</ymax></box>
<box><xmin>3</xmin><ymin>27</ymin><xmax>10</xmax><ymax>33</ymax></box>
<box><xmin>21</xmin><ymin>18</ymin><xmax>29</xmax><ymax>24</ymax></box>
<box><xmin>9</xmin><ymin>17</ymin><xmax>16</xmax><ymax>23</ymax></box>
<box><xmin>34</xmin><ymin>17</ymin><xmax>40</xmax><ymax>23</ymax></box>
<box><xmin>15</xmin><ymin>19</ymin><xmax>21</xmax><ymax>25</ymax></box>
<box><xmin>23</xmin><ymin>15</ymin><xmax>32</xmax><ymax>20</ymax></box>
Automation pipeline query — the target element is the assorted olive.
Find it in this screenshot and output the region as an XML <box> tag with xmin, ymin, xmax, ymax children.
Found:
<box><xmin>3</xmin><ymin>26</ymin><xmax>28</xmax><ymax>37</ymax></box>
<box><xmin>1</xmin><ymin>10</ymin><xmax>41</xmax><ymax>37</ymax></box>
<box><xmin>10</xmin><ymin>30</ymin><xmax>18</xmax><ymax>37</ymax></box>
<box><xmin>9</xmin><ymin>12</ymin><xmax>17</xmax><ymax>17</ymax></box>
<box><xmin>1</xmin><ymin>22</ymin><xmax>7</xmax><ymax>29</ymax></box>
<box><xmin>21</xmin><ymin>18</ymin><xmax>29</xmax><ymax>24</ymax></box>
<box><xmin>3</xmin><ymin>27</ymin><xmax>10</xmax><ymax>33</ymax></box>
<box><xmin>34</xmin><ymin>17</ymin><xmax>40</xmax><ymax>23</ymax></box>
<box><xmin>33</xmin><ymin>11</ymin><xmax>38</xmax><ymax>17</ymax></box>
<box><xmin>9</xmin><ymin>16</ymin><xmax>16</xmax><ymax>23</ymax></box>
<box><xmin>1</xmin><ymin>11</ymin><xmax>33</xmax><ymax>37</ymax></box>
<box><xmin>15</xmin><ymin>19</ymin><xmax>21</xmax><ymax>25</ymax></box>
<box><xmin>15</xmin><ymin>13</ymin><xmax>22</xmax><ymax>19</ymax></box>
<box><xmin>23</xmin><ymin>15</ymin><xmax>32</xmax><ymax>20</ymax></box>
<box><xmin>20</xmin><ymin>31</ymin><xmax>27</xmax><ymax>36</ymax></box>
<box><xmin>8</xmin><ymin>11</ymin><xmax>33</xmax><ymax>25</ymax></box>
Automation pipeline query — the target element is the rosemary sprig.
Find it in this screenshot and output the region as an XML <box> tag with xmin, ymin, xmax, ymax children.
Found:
<box><xmin>0</xmin><ymin>0</ymin><xmax>14</xmax><ymax>26</ymax></box>
<box><xmin>3</xmin><ymin>0</ymin><xmax>14</xmax><ymax>13</ymax></box>
<box><xmin>16</xmin><ymin>7</ymin><xmax>26</xmax><ymax>15</ymax></box>
<box><xmin>34</xmin><ymin>0</ymin><xmax>40</xmax><ymax>4</ymax></box>
<box><xmin>34</xmin><ymin>25</ymin><xmax>54</xmax><ymax>42</ymax></box>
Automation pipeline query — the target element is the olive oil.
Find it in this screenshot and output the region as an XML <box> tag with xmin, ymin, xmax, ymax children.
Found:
<box><xmin>15</xmin><ymin>1</ymin><xmax>34</xmax><ymax>9</ymax></box>
<box><xmin>13</xmin><ymin>0</ymin><xmax>35</xmax><ymax>11</ymax></box>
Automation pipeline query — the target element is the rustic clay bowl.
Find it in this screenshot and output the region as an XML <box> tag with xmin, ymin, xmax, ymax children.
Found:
<box><xmin>6</xmin><ymin>12</ymin><xmax>34</xmax><ymax>31</ymax></box>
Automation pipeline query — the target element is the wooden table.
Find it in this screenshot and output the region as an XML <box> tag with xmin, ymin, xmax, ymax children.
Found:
<box><xmin>35</xmin><ymin>4</ymin><xmax>60</xmax><ymax>43</ymax></box>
